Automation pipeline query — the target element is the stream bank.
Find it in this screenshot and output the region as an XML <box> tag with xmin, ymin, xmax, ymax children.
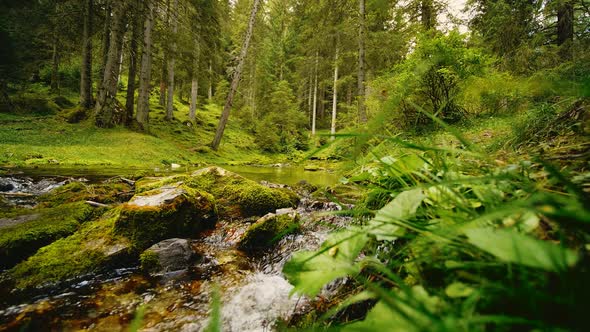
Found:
<box><xmin>0</xmin><ymin>166</ymin><xmax>357</xmax><ymax>331</ymax></box>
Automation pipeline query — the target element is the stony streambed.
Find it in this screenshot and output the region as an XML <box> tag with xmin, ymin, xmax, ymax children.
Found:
<box><xmin>0</xmin><ymin>167</ymin><xmax>354</xmax><ymax>332</ymax></box>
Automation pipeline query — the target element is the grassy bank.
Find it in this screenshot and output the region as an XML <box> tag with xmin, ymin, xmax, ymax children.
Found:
<box><xmin>0</xmin><ymin>84</ymin><xmax>296</xmax><ymax>169</ymax></box>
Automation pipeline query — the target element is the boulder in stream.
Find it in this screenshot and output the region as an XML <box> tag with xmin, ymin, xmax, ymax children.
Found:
<box><xmin>135</xmin><ymin>166</ymin><xmax>299</xmax><ymax>219</ymax></box>
<box><xmin>114</xmin><ymin>184</ymin><xmax>216</xmax><ymax>250</ymax></box>
<box><xmin>238</xmin><ymin>210</ymin><xmax>300</xmax><ymax>251</ymax></box>
<box><xmin>140</xmin><ymin>238</ymin><xmax>196</xmax><ymax>275</ymax></box>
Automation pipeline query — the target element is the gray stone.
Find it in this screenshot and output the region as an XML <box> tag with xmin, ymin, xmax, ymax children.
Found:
<box><xmin>128</xmin><ymin>185</ymin><xmax>186</xmax><ymax>207</ymax></box>
<box><xmin>143</xmin><ymin>238</ymin><xmax>195</xmax><ymax>274</ymax></box>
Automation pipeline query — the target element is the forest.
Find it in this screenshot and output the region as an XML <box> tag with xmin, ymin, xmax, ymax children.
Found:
<box><xmin>0</xmin><ymin>0</ymin><xmax>589</xmax><ymax>331</ymax></box>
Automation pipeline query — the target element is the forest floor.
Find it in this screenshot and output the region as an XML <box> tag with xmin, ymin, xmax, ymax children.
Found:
<box><xmin>0</xmin><ymin>84</ymin><xmax>302</xmax><ymax>170</ymax></box>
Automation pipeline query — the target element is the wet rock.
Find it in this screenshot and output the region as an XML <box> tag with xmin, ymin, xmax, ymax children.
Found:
<box><xmin>140</xmin><ymin>238</ymin><xmax>195</xmax><ymax>275</ymax></box>
<box><xmin>0</xmin><ymin>179</ymin><xmax>15</xmax><ymax>192</ymax></box>
<box><xmin>114</xmin><ymin>184</ymin><xmax>216</xmax><ymax>250</ymax></box>
<box><xmin>0</xmin><ymin>202</ymin><xmax>96</xmax><ymax>269</ymax></box>
<box><xmin>238</xmin><ymin>211</ymin><xmax>300</xmax><ymax>251</ymax></box>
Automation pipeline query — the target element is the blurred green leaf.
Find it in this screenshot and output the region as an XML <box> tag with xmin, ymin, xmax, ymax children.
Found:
<box><xmin>465</xmin><ymin>228</ymin><xmax>579</xmax><ymax>271</ymax></box>
<box><xmin>283</xmin><ymin>228</ymin><xmax>368</xmax><ymax>297</ymax></box>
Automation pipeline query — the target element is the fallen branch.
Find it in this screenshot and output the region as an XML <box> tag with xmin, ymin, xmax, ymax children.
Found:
<box><xmin>85</xmin><ymin>200</ymin><xmax>109</xmax><ymax>208</ymax></box>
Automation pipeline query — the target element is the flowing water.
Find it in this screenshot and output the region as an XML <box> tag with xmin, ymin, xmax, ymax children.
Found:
<box><xmin>0</xmin><ymin>166</ymin><xmax>350</xmax><ymax>332</ymax></box>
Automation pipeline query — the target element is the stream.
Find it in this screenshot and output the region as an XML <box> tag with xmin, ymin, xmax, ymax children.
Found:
<box><xmin>0</xmin><ymin>166</ymin><xmax>350</xmax><ymax>332</ymax></box>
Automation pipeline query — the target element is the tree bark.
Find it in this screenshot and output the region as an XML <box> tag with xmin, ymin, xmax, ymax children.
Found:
<box><xmin>189</xmin><ymin>40</ymin><xmax>199</xmax><ymax>121</ymax></box>
<box><xmin>312</xmin><ymin>52</ymin><xmax>318</xmax><ymax>136</ymax></box>
<box><xmin>330</xmin><ymin>44</ymin><xmax>339</xmax><ymax>140</ymax></box>
<box><xmin>421</xmin><ymin>0</ymin><xmax>435</xmax><ymax>30</ymax></box>
<box><xmin>50</xmin><ymin>30</ymin><xmax>60</xmax><ymax>94</ymax></box>
<box><xmin>557</xmin><ymin>0</ymin><xmax>574</xmax><ymax>46</ymax></box>
<box><xmin>80</xmin><ymin>0</ymin><xmax>93</xmax><ymax>108</ymax></box>
<box><xmin>125</xmin><ymin>0</ymin><xmax>141</xmax><ymax>126</ymax></box>
<box><xmin>166</xmin><ymin>0</ymin><xmax>179</xmax><ymax>121</ymax></box>
<box><xmin>97</xmin><ymin>1</ymin><xmax>111</xmax><ymax>91</ymax></box>
<box><xmin>94</xmin><ymin>0</ymin><xmax>130</xmax><ymax>128</ymax></box>
<box><xmin>358</xmin><ymin>0</ymin><xmax>367</xmax><ymax>123</ymax></box>
<box><xmin>159</xmin><ymin>0</ymin><xmax>170</xmax><ymax>107</ymax></box>
<box><xmin>136</xmin><ymin>1</ymin><xmax>154</xmax><ymax>130</ymax></box>
<box><xmin>208</xmin><ymin>60</ymin><xmax>213</xmax><ymax>100</ymax></box>
<box><xmin>211</xmin><ymin>0</ymin><xmax>262</xmax><ymax>150</ymax></box>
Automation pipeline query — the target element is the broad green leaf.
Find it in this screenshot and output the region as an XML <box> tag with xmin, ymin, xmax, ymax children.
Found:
<box><xmin>445</xmin><ymin>282</ymin><xmax>475</xmax><ymax>298</ymax></box>
<box><xmin>343</xmin><ymin>286</ymin><xmax>445</xmax><ymax>332</ymax></box>
<box><xmin>465</xmin><ymin>228</ymin><xmax>579</xmax><ymax>272</ymax></box>
<box><xmin>283</xmin><ymin>228</ymin><xmax>368</xmax><ymax>297</ymax></box>
<box><xmin>367</xmin><ymin>189</ymin><xmax>425</xmax><ymax>241</ymax></box>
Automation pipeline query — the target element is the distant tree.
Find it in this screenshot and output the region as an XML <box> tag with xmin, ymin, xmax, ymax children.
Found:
<box><xmin>94</xmin><ymin>0</ymin><xmax>130</xmax><ymax>127</ymax></box>
<box><xmin>211</xmin><ymin>0</ymin><xmax>262</xmax><ymax>150</ymax></box>
<box><xmin>136</xmin><ymin>0</ymin><xmax>154</xmax><ymax>130</ymax></box>
<box><xmin>80</xmin><ymin>0</ymin><xmax>94</xmax><ymax>109</ymax></box>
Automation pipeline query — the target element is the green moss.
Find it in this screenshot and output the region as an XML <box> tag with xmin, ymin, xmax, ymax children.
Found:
<box><xmin>59</xmin><ymin>106</ymin><xmax>88</xmax><ymax>123</ymax></box>
<box><xmin>238</xmin><ymin>213</ymin><xmax>301</xmax><ymax>251</ymax></box>
<box><xmin>37</xmin><ymin>180</ymin><xmax>133</xmax><ymax>207</ymax></box>
<box><xmin>9</xmin><ymin>208</ymin><xmax>126</xmax><ymax>289</ymax></box>
<box><xmin>114</xmin><ymin>185</ymin><xmax>216</xmax><ymax>250</ymax></box>
<box><xmin>0</xmin><ymin>202</ymin><xmax>98</xmax><ymax>269</ymax></box>
<box><xmin>185</xmin><ymin>167</ymin><xmax>299</xmax><ymax>218</ymax></box>
<box><xmin>139</xmin><ymin>250</ymin><xmax>161</xmax><ymax>273</ymax></box>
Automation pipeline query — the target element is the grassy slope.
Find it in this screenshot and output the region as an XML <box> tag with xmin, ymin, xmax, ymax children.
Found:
<box><xmin>0</xmin><ymin>85</ymin><xmax>289</xmax><ymax>169</ymax></box>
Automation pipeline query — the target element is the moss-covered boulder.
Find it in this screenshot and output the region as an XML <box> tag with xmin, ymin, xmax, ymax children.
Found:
<box><xmin>186</xmin><ymin>166</ymin><xmax>299</xmax><ymax>218</ymax></box>
<box><xmin>8</xmin><ymin>208</ymin><xmax>131</xmax><ymax>289</ymax></box>
<box><xmin>238</xmin><ymin>209</ymin><xmax>301</xmax><ymax>251</ymax></box>
<box><xmin>114</xmin><ymin>184</ymin><xmax>216</xmax><ymax>250</ymax></box>
<box><xmin>0</xmin><ymin>202</ymin><xmax>98</xmax><ymax>269</ymax></box>
<box><xmin>37</xmin><ymin>180</ymin><xmax>133</xmax><ymax>208</ymax></box>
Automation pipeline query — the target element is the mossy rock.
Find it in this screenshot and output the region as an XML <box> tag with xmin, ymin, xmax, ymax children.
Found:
<box><xmin>139</xmin><ymin>250</ymin><xmax>161</xmax><ymax>273</ymax></box>
<box><xmin>114</xmin><ymin>184</ymin><xmax>216</xmax><ymax>250</ymax></box>
<box><xmin>185</xmin><ymin>166</ymin><xmax>299</xmax><ymax>218</ymax></box>
<box><xmin>59</xmin><ymin>107</ymin><xmax>89</xmax><ymax>123</ymax></box>
<box><xmin>37</xmin><ymin>180</ymin><xmax>133</xmax><ymax>208</ymax></box>
<box><xmin>8</xmin><ymin>208</ymin><xmax>131</xmax><ymax>289</ymax></box>
<box><xmin>0</xmin><ymin>202</ymin><xmax>99</xmax><ymax>269</ymax></box>
<box><xmin>12</xmin><ymin>96</ymin><xmax>60</xmax><ymax>115</ymax></box>
<box><xmin>238</xmin><ymin>211</ymin><xmax>301</xmax><ymax>251</ymax></box>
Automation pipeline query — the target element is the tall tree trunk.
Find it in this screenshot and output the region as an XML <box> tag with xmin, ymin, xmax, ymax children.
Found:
<box><xmin>358</xmin><ymin>0</ymin><xmax>367</xmax><ymax>123</ymax></box>
<box><xmin>97</xmin><ymin>1</ymin><xmax>111</xmax><ymax>91</ymax></box>
<box><xmin>136</xmin><ymin>1</ymin><xmax>154</xmax><ymax>131</ymax></box>
<box><xmin>308</xmin><ymin>74</ymin><xmax>312</xmax><ymax>119</ymax></box>
<box><xmin>94</xmin><ymin>0</ymin><xmax>129</xmax><ymax>127</ymax></box>
<box><xmin>208</xmin><ymin>60</ymin><xmax>213</xmax><ymax>100</ymax></box>
<box><xmin>159</xmin><ymin>0</ymin><xmax>170</xmax><ymax>106</ymax></box>
<box><xmin>331</xmin><ymin>45</ymin><xmax>339</xmax><ymax>141</ymax></box>
<box><xmin>166</xmin><ymin>0</ymin><xmax>179</xmax><ymax>121</ymax></box>
<box><xmin>80</xmin><ymin>0</ymin><xmax>93</xmax><ymax>108</ymax></box>
<box><xmin>189</xmin><ymin>40</ymin><xmax>199</xmax><ymax>121</ymax></box>
<box><xmin>312</xmin><ymin>52</ymin><xmax>318</xmax><ymax>136</ymax></box>
<box><xmin>50</xmin><ymin>30</ymin><xmax>60</xmax><ymax>94</ymax></box>
<box><xmin>211</xmin><ymin>0</ymin><xmax>261</xmax><ymax>150</ymax></box>
<box><xmin>421</xmin><ymin>0</ymin><xmax>435</xmax><ymax>30</ymax></box>
<box><xmin>125</xmin><ymin>0</ymin><xmax>141</xmax><ymax>126</ymax></box>
<box><xmin>557</xmin><ymin>0</ymin><xmax>574</xmax><ymax>46</ymax></box>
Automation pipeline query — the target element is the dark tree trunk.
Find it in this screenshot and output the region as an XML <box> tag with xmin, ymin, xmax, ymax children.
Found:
<box><xmin>166</xmin><ymin>0</ymin><xmax>179</xmax><ymax>121</ymax></box>
<box><xmin>50</xmin><ymin>31</ymin><xmax>60</xmax><ymax>94</ymax></box>
<box><xmin>94</xmin><ymin>0</ymin><xmax>130</xmax><ymax>127</ymax></box>
<box><xmin>358</xmin><ymin>0</ymin><xmax>367</xmax><ymax>123</ymax></box>
<box><xmin>136</xmin><ymin>0</ymin><xmax>154</xmax><ymax>130</ymax></box>
<box><xmin>125</xmin><ymin>0</ymin><xmax>141</xmax><ymax>126</ymax></box>
<box><xmin>421</xmin><ymin>0</ymin><xmax>435</xmax><ymax>30</ymax></box>
<box><xmin>80</xmin><ymin>0</ymin><xmax>93</xmax><ymax>108</ymax></box>
<box><xmin>557</xmin><ymin>0</ymin><xmax>574</xmax><ymax>46</ymax></box>
<box><xmin>211</xmin><ymin>0</ymin><xmax>262</xmax><ymax>150</ymax></box>
<box><xmin>97</xmin><ymin>1</ymin><xmax>111</xmax><ymax>91</ymax></box>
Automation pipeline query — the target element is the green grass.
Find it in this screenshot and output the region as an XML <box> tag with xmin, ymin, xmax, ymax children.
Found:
<box><xmin>0</xmin><ymin>87</ymin><xmax>291</xmax><ymax>169</ymax></box>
